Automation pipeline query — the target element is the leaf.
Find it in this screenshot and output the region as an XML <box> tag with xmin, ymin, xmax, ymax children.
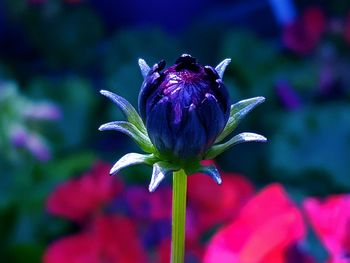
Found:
<box><xmin>110</xmin><ymin>152</ymin><xmax>156</xmax><ymax>175</ymax></box>
<box><xmin>99</xmin><ymin>121</ymin><xmax>155</xmax><ymax>153</ymax></box>
<box><xmin>215</xmin><ymin>97</ymin><xmax>265</xmax><ymax>143</ymax></box>
<box><xmin>206</xmin><ymin>132</ymin><xmax>267</xmax><ymax>159</ymax></box>
<box><xmin>138</xmin><ymin>58</ymin><xmax>151</xmax><ymax>78</ymax></box>
<box><xmin>215</xmin><ymin>58</ymin><xmax>231</xmax><ymax>79</ymax></box>
<box><xmin>149</xmin><ymin>162</ymin><xmax>174</xmax><ymax>192</ymax></box>
<box><xmin>195</xmin><ymin>164</ymin><xmax>222</xmax><ymax>185</ymax></box>
<box><xmin>100</xmin><ymin>90</ymin><xmax>147</xmax><ymax>134</ymax></box>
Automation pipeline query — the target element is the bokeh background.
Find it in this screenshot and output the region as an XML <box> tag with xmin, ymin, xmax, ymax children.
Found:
<box><xmin>1</xmin><ymin>0</ymin><xmax>350</xmax><ymax>262</ymax></box>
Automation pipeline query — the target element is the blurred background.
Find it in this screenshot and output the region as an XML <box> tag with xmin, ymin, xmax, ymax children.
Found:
<box><xmin>1</xmin><ymin>0</ymin><xmax>350</xmax><ymax>262</ymax></box>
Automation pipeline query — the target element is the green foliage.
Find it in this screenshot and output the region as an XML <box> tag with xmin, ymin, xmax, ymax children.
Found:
<box><xmin>269</xmin><ymin>104</ymin><xmax>350</xmax><ymax>194</ymax></box>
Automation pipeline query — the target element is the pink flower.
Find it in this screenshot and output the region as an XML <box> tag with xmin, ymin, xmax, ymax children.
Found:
<box><xmin>204</xmin><ymin>184</ymin><xmax>306</xmax><ymax>263</ymax></box>
<box><xmin>283</xmin><ymin>6</ymin><xmax>325</xmax><ymax>54</ymax></box>
<box><xmin>303</xmin><ymin>195</ymin><xmax>350</xmax><ymax>262</ymax></box>
<box><xmin>46</xmin><ymin>162</ymin><xmax>123</xmax><ymax>222</ymax></box>
<box><xmin>44</xmin><ymin>215</ymin><xmax>147</xmax><ymax>263</ymax></box>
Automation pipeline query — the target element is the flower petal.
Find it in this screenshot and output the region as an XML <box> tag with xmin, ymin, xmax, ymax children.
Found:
<box><xmin>146</xmin><ymin>97</ymin><xmax>175</xmax><ymax>156</ymax></box>
<box><xmin>173</xmin><ymin>105</ymin><xmax>207</xmax><ymax>159</ymax></box>
<box><xmin>198</xmin><ymin>93</ymin><xmax>226</xmax><ymax>147</ymax></box>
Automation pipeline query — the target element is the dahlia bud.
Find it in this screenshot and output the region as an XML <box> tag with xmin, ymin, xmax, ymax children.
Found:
<box><xmin>99</xmin><ymin>54</ymin><xmax>266</xmax><ymax>192</ymax></box>
<box><xmin>138</xmin><ymin>54</ymin><xmax>230</xmax><ymax>162</ymax></box>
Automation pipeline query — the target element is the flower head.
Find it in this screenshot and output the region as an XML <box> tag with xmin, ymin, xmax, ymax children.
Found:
<box><xmin>99</xmin><ymin>54</ymin><xmax>266</xmax><ymax>191</ymax></box>
<box><xmin>139</xmin><ymin>54</ymin><xmax>230</xmax><ymax>162</ymax></box>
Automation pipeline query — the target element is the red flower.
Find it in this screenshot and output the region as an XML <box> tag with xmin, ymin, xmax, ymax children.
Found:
<box><xmin>157</xmin><ymin>238</ymin><xmax>171</xmax><ymax>263</ymax></box>
<box><xmin>344</xmin><ymin>12</ymin><xmax>350</xmax><ymax>45</ymax></box>
<box><xmin>283</xmin><ymin>6</ymin><xmax>325</xmax><ymax>54</ymax></box>
<box><xmin>46</xmin><ymin>162</ymin><xmax>123</xmax><ymax>222</ymax></box>
<box><xmin>44</xmin><ymin>215</ymin><xmax>147</xmax><ymax>263</ymax></box>
<box><xmin>204</xmin><ymin>184</ymin><xmax>306</xmax><ymax>263</ymax></box>
<box><xmin>187</xmin><ymin>168</ymin><xmax>254</xmax><ymax>241</ymax></box>
<box><xmin>303</xmin><ymin>195</ymin><xmax>350</xmax><ymax>262</ymax></box>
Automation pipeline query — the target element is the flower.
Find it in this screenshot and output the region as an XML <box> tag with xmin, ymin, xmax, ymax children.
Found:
<box><xmin>23</xmin><ymin>102</ymin><xmax>61</xmax><ymax>120</ymax></box>
<box><xmin>303</xmin><ymin>195</ymin><xmax>350</xmax><ymax>262</ymax></box>
<box><xmin>283</xmin><ymin>6</ymin><xmax>325</xmax><ymax>55</ymax></box>
<box><xmin>0</xmin><ymin>81</ymin><xmax>60</xmax><ymax>162</ymax></box>
<box><xmin>187</xmin><ymin>163</ymin><xmax>254</xmax><ymax>239</ymax></box>
<box><xmin>46</xmin><ymin>162</ymin><xmax>123</xmax><ymax>222</ymax></box>
<box><xmin>43</xmin><ymin>215</ymin><xmax>147</xmax><ymax>263</ymax></box>
<box><xmin>99</xmin><ymin>54</ymin><xmax>266</xmax><ymax>191</ymax></box>
<box><xmin>204</xmin><ymin>184</ymin><xmax>307</xmax><ymax>263</ymax></box>
<box><xmin>10</xmin><ymin>126</ymin><xmax>51</xmax><ymax>161</ymax></box>
<box><xmin>138</xmin><ymin>54</ymin><xmax>230</xmax><ymax>162</ymax></box>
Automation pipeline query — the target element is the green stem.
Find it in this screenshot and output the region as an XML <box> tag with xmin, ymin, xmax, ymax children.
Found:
<box><xmin>171</xmin><ymin>169</ymin><xmax>187</xmax><ymax>263</ymax></box>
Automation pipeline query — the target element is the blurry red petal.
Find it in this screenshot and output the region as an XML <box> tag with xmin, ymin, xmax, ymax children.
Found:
<box><xmin>44</xmin><ymin>215</ymin><xmax>147</xmax><ymax>263</ymax></box>
<box><xmin>187</xmin><ymin>170</ymin><xmax>254</xmax><ymax>238</ymax></box>
<box><xmin>46</xmin><ymin>161</ymin><xmax>123</xmax><ymax>222</ymax></box>
<box><xmin>43</xmin><ymin>233</ymin><xmax>99</xmax><ymax>263</ymax></box>
<box><xmin>303</xmin><ymin>6</ymin><xmax>326</xmax><ymax>38</ymax></box>
<box><xmin>303</xmin><ymin>195</ymin><xmax>350</xmax><ymax>256</ymax></box>
<box><xmin>204</xmin><ymin>184</ymin><xmax>305</xmax><ymax>263</ymax></box>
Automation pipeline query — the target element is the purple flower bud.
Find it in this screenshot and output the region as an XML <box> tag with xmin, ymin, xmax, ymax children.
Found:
<box><xmin>138</xmin><ymin>54</ymin><xmax>230</xmax><ymax>162</ymax></box>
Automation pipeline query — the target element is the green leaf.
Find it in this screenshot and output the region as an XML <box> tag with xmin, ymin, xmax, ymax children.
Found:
<box><xmin>149</xmin><ymin>162</ymin><xmax>175</xmax><ymax>192</ymax></box>
<box><xmin>215</xmin><ymin>58</ymin><xmax>231</xmax><ymax>79</ymax></box>
<box><xmin>206</xmin><ymin>132</ymin><xmax>267</xmax><ymax>159</ymax></box>
<box><xmin>138</xmin><ymin>58</ymin><xmax>151</xmax><ymax>78</ymax></box>
<box><xmin>99</xmin><ymin>121</ymin><xmax>155</xmax><ymax>153</ymax></box>
<box><xmin>195</xmin><ymin>164</ymin><xmax>222</xmax><ymax>185</ymax></box>
<box><xmin>110</xmin><ymin>152</ymin><xmax>156</xmax><ymax>176</ymax></box>
<box><xmin>216</xmin><ymin>97</ymin><xmax>265</xmax><ymax>143</ymax></box>
<box><xmin>100</xmin><ymin>90</ymin><xmax>147</xmax><ymax>134</ymax></box>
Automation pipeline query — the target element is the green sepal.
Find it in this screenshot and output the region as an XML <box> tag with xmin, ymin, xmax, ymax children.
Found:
<box><xmin>149</xmin><ymin>161</ymin><xmax>177</xmax><ymax>192</ymax></box>
<box><xmin>195</xmin><ymin>164</ymin><xmax>222</xmax><ymax>185</ymax></box>
<box><xmin>205</xmin><ymin>132</ymin><xmax>267</xmax><ymax>159</ymax></box>
<box><xmin>215</xmin><ymin>58</ymin><xmax>231</xmax><ymax>79</ymax></box>
<box><xmin>99</xmin><ymin>121</ymin><xmax>155</xmax><ymax>153</ymax></box>
<box><xmin>110</xmin><ymin>152</ymin><xmax>156</xmax><ymax>176</ymax></box>
<box><xmin>215</xmin><ymin>97</ymin><xmax>265</xmax><ymax>143</ymax></box>
<box><xmin>138</xmin><ymin>58</ymin><xmax>151</xmax><ymax>78</ymax></box>
<box><xmin>100</xmin><ymin>90</ymin><xmax>147</xmax><ymax>134</ymax></box>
